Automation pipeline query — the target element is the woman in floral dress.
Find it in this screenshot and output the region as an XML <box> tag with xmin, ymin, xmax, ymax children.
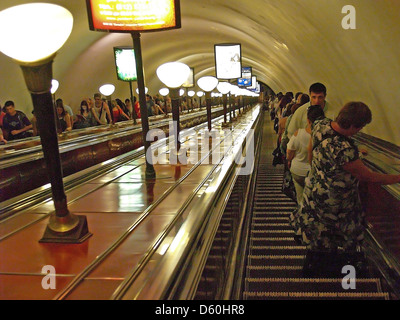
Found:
<box><xmin>290</xmin><ymin>102</ymin><xmax>400</xmax><ymax>252</ymax></box>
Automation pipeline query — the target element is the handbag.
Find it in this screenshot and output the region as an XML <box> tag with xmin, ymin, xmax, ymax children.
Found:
<box><xmin>281</xmin><ymin>169</ymin><xmax>296</xmax><ymax>201</ymax></box>
<box><xmin>272</xmin><ymin>146</ymin><xmax>284</xmax><ymax>166</ymax></box>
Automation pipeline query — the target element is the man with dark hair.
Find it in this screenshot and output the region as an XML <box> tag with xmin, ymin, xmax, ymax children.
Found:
<box><xmin>287</xmin><ymin>82</ymin><xmax>336</xmax><ymax>138</ymax></box>
<box><xmin>2</xmin><ymin>100</ymin><xmax>33</xmax><ymax>141</ymax></box>
<box><xmin>146</xmin><ymin>94</ymin><xmax>154</xmax><ymax>116</ymax></box>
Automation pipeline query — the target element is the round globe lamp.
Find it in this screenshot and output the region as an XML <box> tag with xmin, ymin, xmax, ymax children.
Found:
<box><xmin>229</xmin><ymin>85</ymin><xmax>240</xmax><ymax>121</ymax></box>
<box><xmin>159</xmin><ymin>88</ymin><xmax>170</xmax><ymax>117</ymax></box>
<box><xmin>99</xmin><ymin>84</ymin><xmax>115</xmax><ymax>97</ymax></box>
<box><xmin>156</xmin><ymin>62</ymin><xmax>190</xmax><ymax>158</ymax></box>
<box><xmin>136</xmin><ymin>87</ymin><xmax>148</xmax><ymax>95</ymax></box>
<box><xmin>188</xmin><ymin>90</ymin><xmax>195</xmax><ymax>112</ymax></box>
<box><xmin>159</xmin><ymin>88</ymin><xmax>169</xmax><ymax>96</ymax></box>
<box><xmin>197</xmin><ymin>76</ymin><xmax>219</xmax><ymax>131</ymax></box>
<box><xmin>51</xmin><ymin>79</ymin><xmax>59</xmax><ymax>106</ymax></box>
<box><xmin>51</xmin><ymin>79</ymin><xmax>59</xmax><ymax>95</ymax></box>
<box><xmin>99</xmin><ymin>84</ymin><xmax>115</xmax><ymax>106</ymax></box>
<box><xmin>0</xmin><ymin>3</ymin><xmax>91</xmax><ymax>243</ymax></box>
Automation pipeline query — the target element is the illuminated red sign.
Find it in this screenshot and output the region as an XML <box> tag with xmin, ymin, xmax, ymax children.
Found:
<box><xmin>86</xmin><ymin>0</ymin><xmax>181</xmax><ymax>32</ymax></box>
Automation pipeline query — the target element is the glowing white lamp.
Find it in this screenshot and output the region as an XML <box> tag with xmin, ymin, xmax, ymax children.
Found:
<box><xmin>156</xmin><ymin>62</ymin><xmax>191</xmax><ymax>89</ymax></box>
<box><xmin>230</xmin><ymin>85</ymin><xmax>239</xmax><ymax>95</ymax></box>
<box><xmin>188</xmin><ymin>90</ymin><xmax>195</xmax><ymax>97</ymax></box>
<box><xmin>196</xmin><ymin>91</ymin><xmax>204</xmax><ymax>98</ymax></box>
<box><xmin>217</xmin><ymin>82</ymin><xmax>231</xmax><ymax>95</ymax></box>
<box><xmin>159</xmin><ymin>88</ymin><xmax>170</xmax><ymax>96</ymax></box>
<box><xmin>217</xmin><ymin>82</ymin><xmax>231</xmax><ymax>126</ymax></box>
<box><xmin>136</xmin><ymin>87</ymin><xmax>148</xmax><ymax>94</ymax></box>
<box><xmin>197</xmin><ymin>76</ymin><xmax>219</xmax><ymax>131</ymax></box>
<box><xmin>51</xmin><ymin>79</ymin><xmax>59</xmax><ymax>94</ymax></box>
<box><xmin>156</xmin><ymin>62</ymin><xmax>190</xmax><ymax>155</ymax></box>
<box><xmin>0</xmin><ymin>3</ymin><xmax>73</xmax><ymax>64</ymax></box>
<box><xmin>99</xmin><ymin>84</ymin><xmax>115</xmax><ymax>97</ymax></box>
<box><xmin>197</xmin><ymin>76</ymin><xmax>219</xmax><ymax>93</ymax></box>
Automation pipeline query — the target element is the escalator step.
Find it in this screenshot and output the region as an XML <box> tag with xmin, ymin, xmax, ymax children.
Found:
<box><xmin>247</xmin><ymin>265</ymin><xmax>304</xmax><ymax>278</ymax></box>
<box><xmin>250</xmin><ymin>245</ymin><xmax>307</xmax><ymax>256</ymax></box>
<box><xmin>248</xmin><ymin>255</ymin><xmax>305</xmax><ymax>267</ymax></box>
<box><xmin>253</xmin><ymin>207</ymin><xmax>296</xmax><ymax>212</ymax></box>
<box><xmin>251</xmin><ymin>230</ymin><xmax>294</xmax><ymax>237</ymax></box>
<box><xmin>252</xmin><ymin>217</ymin><xmax>289</xmax><ymax>222</ymax></box>
<box><xmin>250</xmin><ymin>237</ymin><xmax>299</xmax><ymax>246</ymax></box>
<box><xmin>251</xmin><ymin>223</ymin><xmax>291</xmax><ymax>231</ymax></box>
<box><xmin>254</xmin><ymin>211</ymin><xmax>291</xmax><ymax>219</ymax></box>
<box><xmin>244</xmin><ymin>277</ymin><xmax>382</xmax><ymax>293</ymax></box>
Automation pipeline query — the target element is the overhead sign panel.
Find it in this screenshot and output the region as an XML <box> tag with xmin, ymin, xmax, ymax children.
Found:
<box><xmin>238</xmin><ymin>66</ymin><xmax>252</xmax><ymax>87</ymax></box>
<box><xmin>114</xmin><ymin>47</ymin><xmax>137</xmax><ymax>81</ymax></box>
<box><xmin>86</xmin><ymin>0</ymin><xmax>181</xmax><ymax>33</ymax></box>
<box><xmin>214</xmin><ymin>43</ymin><xmax>242</xmax><ymax>79</ymax></box>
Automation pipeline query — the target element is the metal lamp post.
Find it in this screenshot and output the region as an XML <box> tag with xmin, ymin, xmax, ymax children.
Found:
<box><xmin>0</xmin><ymin>3</ymin><xmax>91</xmax><ymax>243</ymax></box>
<box><xmin>197</xmin><ymin>76</ymin><xmax>219</xmax><ymax>132</ymax></box>
<box><xmin>157</xmin><ymin>62</ymin><xmax>190</xmax><ymax>158</ymax></box>
<box><xmin>217</xmin><ymin>82</ymin><xmax>231</xmax><ymax>127</ymax></box>
<box><xmin>159</xmin><ymin>88</ymin><xmax>170</xmax><ymax>117</ymax></box>
<box><xmin>196</xmin><ymin>91</ymin><xmax>204</xmax><ymax>111</ymax></box>
<box><xmin>188</xmin><ymin>90</ymin><xmax>195</xmax><ymax>112</ymax></box>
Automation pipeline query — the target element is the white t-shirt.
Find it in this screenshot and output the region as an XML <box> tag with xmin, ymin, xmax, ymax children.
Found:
<box><xmin>287</xmin><ymin>128</ymin><xmax>311</xmax><ymax>177</ymax></box>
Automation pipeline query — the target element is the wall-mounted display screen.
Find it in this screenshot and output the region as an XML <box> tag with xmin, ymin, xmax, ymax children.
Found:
<box><xmin>214</xmin><ymin>43</ymin><xmax>242</xmax><ymax>79</ymax></box>
<box><xmin>182</xmin><ymin>67</ymin><xmax>194</xmax><ymax>88</ymax></box>
<box><xmin>114</xmin><ymin>47</ymin><xmax>137</xmax><ymax>81</ymax></box>
<box><xmin>248</xmin><ymin>76</ymin><xmax>257</xmax><ymax>90</ymax></box>
<box><xmin>238</xmin><ymin>66</ymin><xmax>252</xmax><ymax>87</ymax></box>
<box><xmin>86</xmin><ymin>0</ymin><xmax>181</xmax><ymax>33</ymax></box>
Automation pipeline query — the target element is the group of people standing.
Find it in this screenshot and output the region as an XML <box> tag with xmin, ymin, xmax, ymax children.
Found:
<box><xmin>0</xmin><ymin>92</ymin><xmax>175</xmax><ymax>144</ymax></box>
<box><xmin>267</xmin><ymin>82</ymin><xmax>400</xmax><ymax>260</ymax></box>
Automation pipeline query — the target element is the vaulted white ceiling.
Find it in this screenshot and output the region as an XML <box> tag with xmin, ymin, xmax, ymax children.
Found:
<box><xmin>1</xmin><ymin>0</ymin><xmax>399</xmax><ymax>145</ymax></box>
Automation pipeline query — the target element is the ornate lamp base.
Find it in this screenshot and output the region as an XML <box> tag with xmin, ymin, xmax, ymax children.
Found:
<box><xmin>40</xmin><ymin>215</ymin><xmax>92</xmax><ymax>244</ymax></box>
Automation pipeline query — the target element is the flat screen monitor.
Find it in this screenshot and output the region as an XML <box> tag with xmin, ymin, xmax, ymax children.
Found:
<box><xmin>114</xmin><ymin>47</ymin><xmax>137</xmax><ymax>81</ymax></box>
<box><xmin>248</xmin><ymin>76</ymin><xmax>257</xmax><ymax>90</ymax></box>
<box><xmin>238</xmin><ymin>66</ymin><xmax>252</xmax><ymax>87</ymax></box>
<box><xmin>214</xmin><ymin>43</ymin><xmax>242</xmax><ymax>79</ymax></box>
<box><xmin>86</xmin><ymin>0</ymin><xmax>181</xmax><ymax>33</ymax></box>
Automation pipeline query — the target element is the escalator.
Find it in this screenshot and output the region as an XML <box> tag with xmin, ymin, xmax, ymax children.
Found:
<box><xmin>242</xmin><ymin>163</ymin><xmax>389</xmax><ymax>300</ymax></box>
<box><xmin>194</xmin><ymin>110</ymin><xmax>397</xmax><ymax>300</ymax></box>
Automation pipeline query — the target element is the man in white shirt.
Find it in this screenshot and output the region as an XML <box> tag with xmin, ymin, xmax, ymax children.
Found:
<box><xmin>286</xmin><ymin>83</ymin><xmax>336</xmax><ymax>139</ymax></box>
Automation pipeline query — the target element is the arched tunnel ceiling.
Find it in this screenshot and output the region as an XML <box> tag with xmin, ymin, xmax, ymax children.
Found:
<box><xmin>0</xmin><ymin>0</ymin><xmax>399</xmax><ymax>145</ymax></box>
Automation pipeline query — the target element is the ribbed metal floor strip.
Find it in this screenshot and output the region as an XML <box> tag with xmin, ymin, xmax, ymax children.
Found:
<box><xmin>244</xmin><ymin>291</ymin><xmax>389</xmax><ymax>300</ymax></box>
